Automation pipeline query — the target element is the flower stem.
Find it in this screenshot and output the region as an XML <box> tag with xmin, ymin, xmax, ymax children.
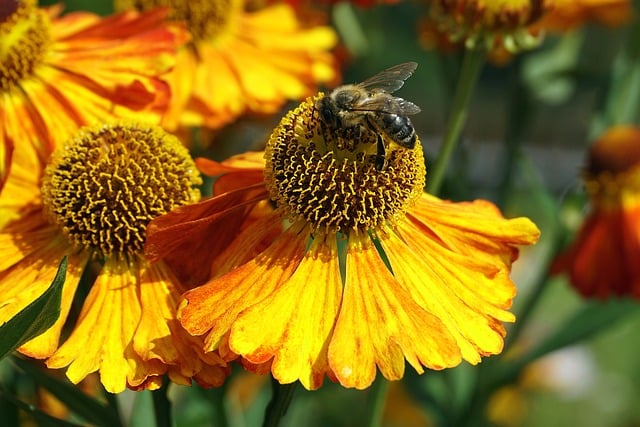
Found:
<box><xmin>262</xmin><ymin>379</ymin><xmax>296</xmax><ymax>427</ymax></box>
<box><xmin>152</xmin><ymin>379</ymin><xmax>173</xmax><ymax>427</ymax></box>
<box><xmin>427</xmin><ymin>48</ymin><xmax>486</xmax><ymax>196</ymax></box>
<box><xmin>365</xmin><ymin>377</ymin><xmax>390</xmax><ymax>427</ymax></box>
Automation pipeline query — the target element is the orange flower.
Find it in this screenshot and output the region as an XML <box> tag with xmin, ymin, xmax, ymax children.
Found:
<box><xmin>0</xmin><ymin>122</ymin><xmax>228</xmax><ymax>393</ymax></box>
<box><xmin>536</xmin><ymin>0</ymin><xmax>632</xmax><ymax>32</ymax></box>
<box><xmin>0</xmin><ymin>0</ymin><xmax>187</xmax><ymax>191</ymax></box>
<box><xmin>114</xmin><ymin>0</ymin><xmax>338</xmax><ymax>131</ymax></box>
<box><xmin>553</xmin><ymin>126</ymin><xmax>640</xmax><ymax>298</ymax></box>
<box><xmin>146</xmin><ymin>95</ymin><xmax>540</xmax><ymax>390</ymax></box>
<box><xmin>426</xmin><ymin>0</ymin><xmax>553</xmax><ymax>52</ymax></box>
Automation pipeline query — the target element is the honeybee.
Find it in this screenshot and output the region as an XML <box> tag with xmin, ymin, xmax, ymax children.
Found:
<box><xmin>315</xmin><ymin>62</ymin><xmax>421</xmax><ymax>170</ymax></box>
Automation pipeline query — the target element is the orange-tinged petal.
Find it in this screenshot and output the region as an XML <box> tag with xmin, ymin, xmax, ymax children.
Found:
<box><xmin>229</xmin><ymin>236</ymin><xmax>342</xmax><ymax>390</ymax></box>
<box><xmin>379</xmin><ymin>230</ymin><xmax>513</xmax><ymax>364</ymax></box>
<box><xmin>47</xmin><ymin>258</ymin><xmax>153</xmax><ymax>393</ymax></box>
<box><xmin>145</xmin><ymin>183</ymin><xmax>268</xmax><ymax>286</ymax></box>
<box><xmin>396</xmin><ymin>219</ymin><xmax>517</xmax><ymax>313</ymax></box>
<box><xmin>179</xmin><ymin>224</ymin><xmax>309</xmax><ymax>351</ymax></box>
<box><xmin>134</xmin><ymin>260</ymin><xmax>229</xmax><ymax>386</ymax></box>
<box><xmin>328</xmin><ymin>237</ymin><xmax>461</xmax><ymax>389</ymax></box>
<box><xmin>409</xmin><ymin>194</ymin><xmax>540</xmax><ymax>265</ymax></box>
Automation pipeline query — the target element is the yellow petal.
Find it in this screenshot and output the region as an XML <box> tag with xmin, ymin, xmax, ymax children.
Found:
<box><xmin>47</xmin><ymin>258</ymin><xmax>154</xmax><ymax>393</ymax></box>
<box><xmin>328</xmin><ymin>237</ymin><xmax>461</xmax><ymax>389</ymax></box>
<box><xmin>179</xmin><ymin>223</ymin><xmax>308</xmax><ymax>351</ymax></box>
<box><xmin>229</xmin><ymin>236</ymin><xmax>342</xmax><ymax>390</ymax></box>
<box><xmin>380</xmin><ymin>229</ymin><xmax>514</xmax><ymax>365</ymax></box>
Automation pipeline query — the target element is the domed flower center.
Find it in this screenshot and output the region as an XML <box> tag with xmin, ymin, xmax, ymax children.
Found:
<box><xmin>0</xmin><ymin>0</ymin><xmax>51</xmax><ymax>92</ymax></box>
<box><xmin>584</xmin><ymin>126</ymin><xmax>640</xmax><ymax>209</ymax></box>
<box><xmin>265</xmin><ymin>95</ymin><xmax>426</xmax><ymax>236</ymax></box>
<box><xmin>41</xmin><ymin>122</ymin><xmax>202</xmax><ymax>258</ymax></box>
<box><xmin>115</xmin><ymin>0</ymin><xmax>242</xmax><ymax>43</ymax></box>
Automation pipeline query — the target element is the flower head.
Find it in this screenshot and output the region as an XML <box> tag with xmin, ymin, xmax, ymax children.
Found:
<box><xmin>147</xmin><ymin>94</ymin><xmax>540</xmax><ymax>390</ymax></box>
<box><xmin>114</xmin><ymin>0</ymin><xmax>338</xmax><ymax>131</ymax></box>
<box><xmin>0</xmin><ymin>121</ymin><xmax>228</xmax><ymax>393</ymax></box>
<box><xmin>0</xmin><ymin>0</ymin><xmax>187</xmax><ymax>190</ymax></box>
<box><xmin>427</xmin><ymin>0</ymin><xmax>553</xmax><ymax>52</ymax></box>
<box><xmin>553</xmin><ymin>126</ymin><xmax>640</xmax><ymax>298</ymax></box>
<box><xmin>536</xmin><ymin>0</ymin><xmax>632</xmax><ymax>32</ymax></box>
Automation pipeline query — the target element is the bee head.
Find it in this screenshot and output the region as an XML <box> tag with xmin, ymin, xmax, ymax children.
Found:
<box><xmin>316</xmin><ymin>95</ymin><xmax>339</xmax><ymax>128</ymax></box>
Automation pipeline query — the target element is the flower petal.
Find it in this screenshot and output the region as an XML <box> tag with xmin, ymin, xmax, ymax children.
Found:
<box><xmin>229</xmin><ymin>236</ymin><xmax>342</xmax><ymax>390</ymax></box>
<box><xmin>134</xmin><ymin>260</ymin><xmax>229</xmax><ymax>386</ymax></box>
<box><xmin>328</xmin><ymin>237</ymin><xmax>461</xmax><ymax>390</ymax></box>
<box><xmin>47</xmin><ymin>258</ymin><xmax>153</xmax><ymax>393</ymax></box>
<box><xmin>179</xmin><ymin>224</ymin><xmax>308</xmax><ymax>351</ymax></box>
<box><xmin>380</xmin><ymin>228</ymin><xmax>515</xmax><ymax>364</ymax></box>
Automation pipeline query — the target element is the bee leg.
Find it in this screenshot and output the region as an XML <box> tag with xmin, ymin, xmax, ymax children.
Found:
<box><xmin>375</xmin><ymin>133</ymin><xmax>387</xmax><ymax>171</ymax></box>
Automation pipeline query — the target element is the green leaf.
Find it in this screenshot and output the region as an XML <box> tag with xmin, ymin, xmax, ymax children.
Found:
<box><xmin>14</xmin><ymin>358</ymin><xmax>123</xmax><ymax>427</ymax></box>
<box><xmin>0</xmin><ymin>257</ymin><xmax>67</xmax><ymax>361</ymax></box>
<box><xmin>0</xmin><ymin>388</ymin><xmax>84</xmax><ymax>427</ymax></box>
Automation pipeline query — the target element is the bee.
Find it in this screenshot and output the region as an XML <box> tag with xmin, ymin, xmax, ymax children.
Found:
<box><xmin>315</xmin><ymin>62</ymin><xmax>421</xmax><ymax>170</ymax></box>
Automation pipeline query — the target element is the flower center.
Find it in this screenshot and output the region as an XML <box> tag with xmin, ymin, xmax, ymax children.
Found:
<box><xmin>584</xmin><ymin>126</ymin><xmax>640</xmax><ymax>209</ymax></box>
<box><xmin>41</xmin><ymin>122</ymin><xmax>202</xmax><ymax>258</ymax></box>
<box><xmin>0</xmin><ymin>0</ymin><xmax>51</xmax><ymax>92</ymax></box>
<box><xmin>265</xmin><ymin>95</ymin><xmax>426</xmax><ymax>236</ymax></box>
<box><xmin>115</xmin><ymin>0</ymin><xmax>242</xmax><ymax>42</ymax></box>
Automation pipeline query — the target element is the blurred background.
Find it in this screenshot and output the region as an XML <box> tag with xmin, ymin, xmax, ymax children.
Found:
<box><xmin>6</xmin><ymin>0</ymin><xmax>640</xmax><ymax>426</ymax></box>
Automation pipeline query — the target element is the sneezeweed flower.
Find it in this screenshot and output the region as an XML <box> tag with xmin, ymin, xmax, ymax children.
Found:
<box><xmin>553</xmin><ymin>126</ymin><xmax>640</xmax><ymax>298</ymax></box>
<box><xmin>535</xmin><ymin>0</ymin><xmax>632</xmax><ymax>32</ymax></box>
<box><xmin>0</xmin><ymin>122</ymin><xmax>228</xmax><ymax>393</ymax></box>
<box><xmin>0</xmin><ymin>0</ymin><xmax>188</xmax><ymax>190</ymax></box>
<box><xmin>114</xmin><ymin>0</ymin><xmax>338</xmax><ymax>131</ymax></box>
<box><xmin>426</xmin><ymin>0</ymin><xmax>554</xmax><ymax>53</ymax></box>
<box><xmin>146</xmin><ymin>95</ymin><xmax>541</xmax><ymax>390</ymax></box>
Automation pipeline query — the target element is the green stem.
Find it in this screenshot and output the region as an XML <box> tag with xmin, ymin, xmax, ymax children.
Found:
<box><xmin>426</xmin><ymin>48</ymin><xmax>486</xmax><ymax>196</ymax></box>
<box><xmin>152</xmin><ymin>379</ymin><xmax>173</xmax><ymax>427</ymax></box>
<box><xmin>365</xmin><ymin>377</ymin><xmax>390</xmax><ymax>427</ymax></box>
<box><xmin>262</xmin><ymin>379</ymin><xmax>296</xmax><ymax>427</ymax></box>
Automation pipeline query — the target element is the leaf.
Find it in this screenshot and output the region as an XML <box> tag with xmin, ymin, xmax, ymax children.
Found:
<box><xmin>0</xmin><ymin>257</ymin><xmax>67</xmax><ymax>361</ymax></box>
<box><xmin>14</xmin><ymin>358</ymin><xmax>123</xmax><ymax>427</ymax></box>
<box><xmin>0</xmin><ymin>388</ymin><xmax>84</xmax><ymax>427</ymax></box>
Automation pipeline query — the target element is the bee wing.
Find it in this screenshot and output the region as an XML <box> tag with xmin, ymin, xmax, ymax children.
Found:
<box><xmin>352</xmin><ymin>96</ymin><xmax>421</xmax><ymax>115</ymax></box>
<box><xmin>358</xmin><ymin>62</ymin><xmax>418</xmax><ymax>94</ymax></box>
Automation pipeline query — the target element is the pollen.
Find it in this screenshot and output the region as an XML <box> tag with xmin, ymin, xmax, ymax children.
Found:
<box><xmin>41</xmin><ymin>122</ymin><xmax>202</xmax><ymax>258</ymax></box>
<box><xmin>114</xmin><ymin>0</ymin><xmax>242</xmax><ymax>42</ymax></box>
<box><xmin>0</xmin><ymin>0</ymin><xmax>51</xmax><ymax>92</ymax></box>
<box><xmin>265</xmin><ymin>95</ymin><xmax>426</xmax><ymax>236</ymax></box>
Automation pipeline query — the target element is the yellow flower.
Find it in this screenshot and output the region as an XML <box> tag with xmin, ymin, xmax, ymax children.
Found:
<box><xmin>114</xmin><ymin>0</ymin><xmax>339</xmax><ymax>131</ymax></box>
<box><xmin>0</xmin><ymin>122</ymin><xmax>228</xmax><ymax>393</ymax></box>
<box><xmin>0</xmin><ymin>0</ymin><xmax>187</xmax><ymax>191</ymax></box>
<box><xmin>427</xmin><ymin>0</ymin><xmax>553</xmax><ymax>52</ymax></box>
<box><xmin>553</xmin><ymin>126</ymin><xmax>640</xmax><ymax>298</ymax></box>
<box><xmin>146</xmin><ymin>95</ymin><xmax>540</xmax><ymax>390</ymax></box>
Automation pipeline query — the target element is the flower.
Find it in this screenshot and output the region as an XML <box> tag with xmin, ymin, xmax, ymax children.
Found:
<box><xmin>146</xmin><ymin>95</ymin><xmax>541</xmax><ymax>390</ymax></box>
<box><xmin>535</xmin><ymin>0</ymin><xmax>632</xmax><ymax>32</ymax></box>
<box><xmin>426</xmin><ymin>0</ymin><xmax>553</xmax><ymax>52</ymax></box>
<box><xmin>114</xmin><ymin>0</ymin><xmax>339</xmax><ymax>131</ymax></box>
<box><xmin>0</xmin><ymin>0</ymin><xmax>187</xmax><ymax>191</ymax></box>
<box><xmin>0</xmin><ymin>122</ymin><xmax>228</xmax><ymax>393</ymax></box>
<box><xmin>552</xmin><ymin>126</ymin><xmax>640</xmax><ymax>298</ymax></box>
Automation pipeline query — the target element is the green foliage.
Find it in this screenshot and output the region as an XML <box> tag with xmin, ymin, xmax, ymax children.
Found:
<box><xmin>0</xmin><ymin>257</ymin><xmax>67</xmax><ymax>361</ymax></box>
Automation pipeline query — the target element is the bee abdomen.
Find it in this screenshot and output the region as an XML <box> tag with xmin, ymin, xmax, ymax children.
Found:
<box><xmin>376</xmin><ymin>113</ymin><xmax>416</xmax><ymax>149</ymax></box>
